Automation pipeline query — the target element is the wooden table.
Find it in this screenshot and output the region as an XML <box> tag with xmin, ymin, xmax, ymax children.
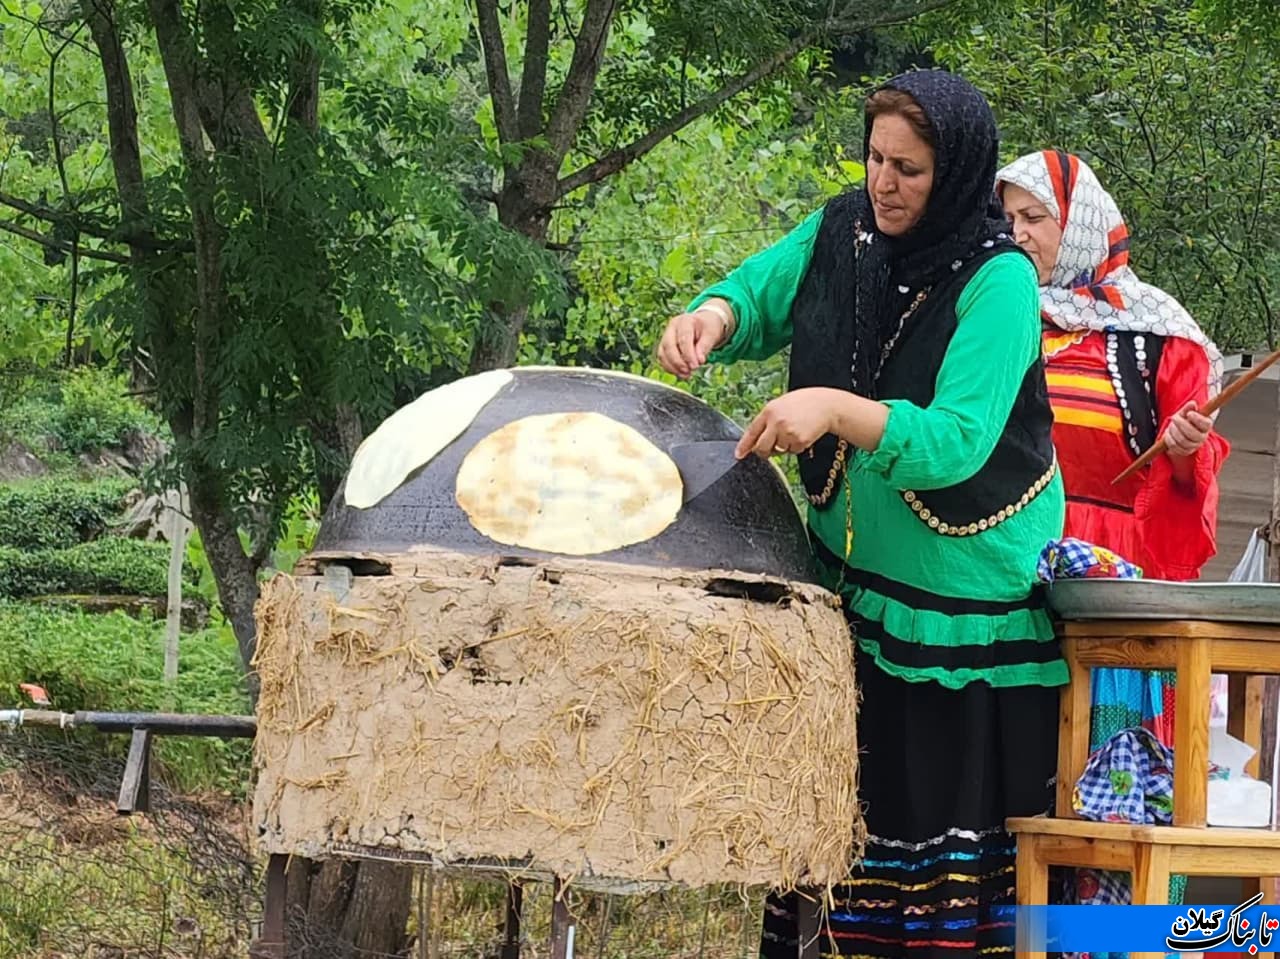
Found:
<box><xmin>1056</xmin><ymin>619</ymin><xmax>1279</xmax><ymax>827</ymax></box>
<box><xmin>1010</xmin><ymin>815</ymin><xmax>1280</xmax><ymax>959</ymax></box>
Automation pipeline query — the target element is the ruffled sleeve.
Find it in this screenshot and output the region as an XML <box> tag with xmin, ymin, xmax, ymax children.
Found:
<box><xmin>1132</xmin><ymin>336</ymin><xmax>1230</xmax><ymax>580</ymax></box>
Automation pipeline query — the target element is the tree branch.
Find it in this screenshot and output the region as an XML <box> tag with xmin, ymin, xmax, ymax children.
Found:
<box><xmin>45</xmin><ymin>28</ymin><xmax>83</xmax><ymax>200</ymax></box>
<box><xmin>284</xmin><ymin>0</ymin><xmax>322</xmax><ymax>131</ymax></box>
<box><xmin>149</xmin><ymin>0</ymin><xmax>226</xmax><ymax>450</ymax></box>
<box><xmin>0</xmin><ymin>189</ymin><xmax>61</xmax><ymax>224</ymax></box>
<box><xmin>544</xmin><ymin>0</ymin><xmax>616</xmax><ymax>158</ymax></box>
<box><xmin>558</xmin><ymin>31</ymin><xmax>803</xmax><ymax>196</ymax></box>
<box><xmin>556</xmin><ymin>0</ymin><xmax>957</xmax><ymax>197</ymax></box>
<box><xmin>80</xmin><ymin>11</ymin><xmax>142</xmax><ymax>211</ymax></box>
<box><xmin>0</xmin><ymin>188</ymin><xmax>192</xmax><ymax>252</ymax></box>
<box><xmin>474</xmin><ymin>0</ymin><xmax>519</xmax><ymax>146</ymax></box>
<box><xmin>177</xmin><ymin>0</ymin><xmax>270</xmax><ymax>151</ymax></box>
<box><xmin>0</xmin><ymin>216</ymin><xmax>130</xmax><ymax>263</ymax></box>
<box><xmin>517</xmin><ymin>0</ymin><xmax>551</xmax><ymax>140</ymax></box>
<box><xmin>827</xmin><ymin>0</ymin><xmax>960</xmax><ymax>31</ymax></box>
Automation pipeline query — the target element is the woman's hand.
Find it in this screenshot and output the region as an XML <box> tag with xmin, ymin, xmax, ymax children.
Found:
<box><xmin>1164</xmin><ymin>400</ymin><xmax>1214</xmax><ymax>459</ymax></box>
<box><xmin>656</xmin><ymin>301</ymin><xmax>732</xmax><ymax>379</ymax></box>
<box><xmin>735</xmin><ymin>388</ymin><xmax>840</xmax><ymax>460</ymax></box>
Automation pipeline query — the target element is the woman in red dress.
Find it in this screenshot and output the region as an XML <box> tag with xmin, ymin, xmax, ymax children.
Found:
<box><xmin>996</xmin><ymin>150</ymin><xmax>1230</xmax><ymax>914</ymax></box>
<box><xmin>997</xmin><ymin>149</ymin><xmax>1228</xmax><ymax>582</ymax></box>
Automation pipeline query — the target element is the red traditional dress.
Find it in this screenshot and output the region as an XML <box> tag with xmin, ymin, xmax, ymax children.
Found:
<box><xmin>1043</xmin><ymin>327</ymin><xmax>1227</xmax><ymax>582</ymax></box>
<box><xmin>999</xmin><ymin>150</ymin><xmax>1231</xmax><ymax>922</ymax></box>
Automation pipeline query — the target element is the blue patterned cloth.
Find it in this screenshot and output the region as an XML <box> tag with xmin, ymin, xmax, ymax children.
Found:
<box><xmin>1037</xmin><ymin>537</ymin><xmax>1144</xmax><ymax>583</ymax></box>
<box><xmin>1073</xmin><ymin>726</ymin><xmax>1174</xmax><ymax>826</ymax></box>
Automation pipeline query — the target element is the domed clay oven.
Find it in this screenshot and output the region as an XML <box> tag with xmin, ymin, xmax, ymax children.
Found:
<box><xmin>252</xmin><ymin>367</ymin><xmax>862</xmax><ymax>893</ymax></box>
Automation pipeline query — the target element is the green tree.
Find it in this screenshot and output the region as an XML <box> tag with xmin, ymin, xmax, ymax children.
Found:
<box><xmin>466</xmin><ymin>0</ymin><xmax>963</xmax><ymax>371</ymax></box>
<box><xmin>924</xmin><ymin>0</ymin><xmax>1280</xmax><ymax>350</ymax></box>
<box><xmin>0</xmin><ymin>0</ymin><xmax>561</xmax><ymax>684</ymax></box>
<box><xmin>1</xmin><ymin>0</ymin><xmax>561</xmax><ymax>949</ymax></box>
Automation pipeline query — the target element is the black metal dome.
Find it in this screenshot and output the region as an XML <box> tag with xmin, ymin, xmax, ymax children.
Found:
<box><xmin>314</xmin><ymin>367</ymin><xmax>819</xmax><ymax>583</ymax></box>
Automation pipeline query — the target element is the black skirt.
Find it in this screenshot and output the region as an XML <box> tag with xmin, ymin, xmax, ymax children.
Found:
<box><xmin>761</xmin><ymin>647</ymin><xmax>1058</xmax><ymax>958</ymax></box>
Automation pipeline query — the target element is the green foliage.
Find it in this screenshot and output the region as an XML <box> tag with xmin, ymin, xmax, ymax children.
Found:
<box><xmin>268</xmin><ymin>490</ymin><xmax>322</xmax><ymax>575</ymax></box>
<box><xmin>0</xmin><ymin>602</ymin><xmax>250</xmax><ymax>792</ymax></box>
<box><xmin>524</xmin><ymin>74</ymin><xmax>862</xmax><ymax>435</ymax></box>
<box><xmin>0</xmin><ymin>366</ymin><xmax>164</xmax><ymax>457</ymax></box>
<box><xmin>1193</xmin><ymin>0</ymin><xmax>1280</xmax><ymax>47</ymax></box>
<box><xmin>56</xmin><ymin>367</ymin><xmax>162</xmax><ymax>454</ymax></box>
<box><xmin>923</xmin><ymin>0</ymin><xmax>1280</xmax><ymax>350</ymax></box>
<box><xmin>0</xmin><ymin>538</ymin><xmax>188</xmax><ymax>599</ymax></box>
<box><xmin>0</xmin><ymin>477</ymin><xmax>134</xmax><ymax>550</ymax></box>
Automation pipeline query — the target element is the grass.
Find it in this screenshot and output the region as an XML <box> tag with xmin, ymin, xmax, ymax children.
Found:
<box><xmin>0</xmin><ymin>779</ymin><xmax>258</xmax><ymax>959</ymax></box>
<box><xmin>0</xmin><ymin>601</ymin><xmax>251</xmax><ymax>795</ymax></box>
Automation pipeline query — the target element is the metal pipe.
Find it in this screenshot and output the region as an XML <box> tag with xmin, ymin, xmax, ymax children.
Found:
<box><xmin>5</xmin><ymin>708</ymin><xmax>255</xmax><ymax>737</ymax></box>
<box><xmin>78</xmin><ymin>710</ymin><xmax>256</xmax><ymax>737</ymax></box>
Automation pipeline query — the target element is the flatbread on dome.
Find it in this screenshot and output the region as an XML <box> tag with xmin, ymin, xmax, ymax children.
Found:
<box><xmin>455</xmin><ymin>411</ymin><xmax>683</xmax><ymax>555</ymax></box>
<box><xmin>344</xmin><ymin>369</ymin><xmax>513</xmax><ymax>509</ymax></box>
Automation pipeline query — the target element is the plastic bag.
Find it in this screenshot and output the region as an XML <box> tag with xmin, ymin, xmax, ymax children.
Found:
<box><xmin>1228</xmin><ymin>528</ymin><xmax>1269</xmax><ymax>583</ymax></box>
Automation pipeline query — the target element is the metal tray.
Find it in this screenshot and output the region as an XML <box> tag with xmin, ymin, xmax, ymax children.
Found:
<box><xmin>1046</xmin><ymin>579</ymin><xmax>1280</xmax><ymax>624</ymax></box>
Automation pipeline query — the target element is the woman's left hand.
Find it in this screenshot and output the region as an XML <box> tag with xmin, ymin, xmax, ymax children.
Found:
<box><xmin>735</xmin><ymin>388</ymin><xmax>839</xmax><ymax>460</ymax></box>
<box><xmin>1164</xmin><ymin>400</ymin><xmax>1214</xmax><ymax>458</ymax></box>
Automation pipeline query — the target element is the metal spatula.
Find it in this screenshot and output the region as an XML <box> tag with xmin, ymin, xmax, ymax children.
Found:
<box><xmin>668</xmin><ymin>441</ymin><xmax>744</xmax><ymax>504</ymax></box>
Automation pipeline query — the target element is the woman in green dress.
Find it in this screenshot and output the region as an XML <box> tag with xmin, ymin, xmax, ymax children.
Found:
<box><xmin>656</xmin><ymin>69</ymin><xmax>1066</xmax><ymax>958</ymax></box>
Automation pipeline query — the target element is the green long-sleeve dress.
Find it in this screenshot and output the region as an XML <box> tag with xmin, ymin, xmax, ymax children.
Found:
<box><xmin>689</xmin><ymin>205</ymin><xmax>1067</xmax><ymax>958</ymax></box>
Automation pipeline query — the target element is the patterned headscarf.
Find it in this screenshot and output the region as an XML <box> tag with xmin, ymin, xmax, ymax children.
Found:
<box><xmin>996</xmin><ymin>150</ymin><xmax>1223</xmax><ymax>399</ymax></box>
<box><xmin>846</xmin><ymin>70</ymin><xmax>1024</xmax><ymax>400</ymax></box>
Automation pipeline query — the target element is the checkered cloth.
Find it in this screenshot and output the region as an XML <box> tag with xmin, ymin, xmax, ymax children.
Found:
<box><xmin>1060</xmin><ymin>727</ymin><xmax>1176</xmax><ymax>916</ymax></box>
<box><xmin>1045</xmin><ymin>541</ymin><xmax>1161</xmax><ymax>931</ymax></box>
<box><xmin>1036</xmin><ymin>538</ymin><xmax>1143</xmax><ymax>583</ymax></box>
<box><xmin>1065</xmin><ymin>866</ymin><xmax>1133</xmax><ymax>908</ymax></box>
<box><xmin>1073</xmin><ymin>726</ymin><xmax>1174</xmax><ymax>825</ymax></box>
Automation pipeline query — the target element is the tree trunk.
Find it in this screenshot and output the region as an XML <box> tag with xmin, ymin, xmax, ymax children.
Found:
<box><xmin>468</xmin><ymin>164</ymin><xmax>555</xmax><ymax>373</ymax></box>
<box><xmin>284</xmin><ymin>858</ymin><xmax>414</xmax><ymax>958</ymax></box>
<box><xmin>310</xmin><ymin>403</ymin><xmax>364</xmax><ymax>511</ymax></box>
<box><xmin>186</xmin><ymin>461</ymin><xmax>262</xmax><ymax>692</ymax></box>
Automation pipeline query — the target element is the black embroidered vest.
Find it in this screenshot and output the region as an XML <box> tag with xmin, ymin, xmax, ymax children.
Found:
<box><xmin>788</xmin><ymin>206</ymin><xmax>1058</xmax><ymax>538</ymax></box>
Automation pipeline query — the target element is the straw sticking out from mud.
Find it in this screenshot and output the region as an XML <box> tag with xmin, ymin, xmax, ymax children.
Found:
<box><xmin>252</xmin><ymin>549</ymin><xmax>863</xmax><ymax>894</ymax></box>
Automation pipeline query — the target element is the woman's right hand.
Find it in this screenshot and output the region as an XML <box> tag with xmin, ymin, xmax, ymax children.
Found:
<box><xmin>656</xmin><ymin>303</ymin><xmax>731</xmax><ymax>380</ymax></box>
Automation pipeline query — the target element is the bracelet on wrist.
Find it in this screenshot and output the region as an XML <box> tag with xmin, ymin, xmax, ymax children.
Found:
<box><xmin>695</xmin><ymin>304</ymin><xmax>736</xmax><ymax>347</ymax></box>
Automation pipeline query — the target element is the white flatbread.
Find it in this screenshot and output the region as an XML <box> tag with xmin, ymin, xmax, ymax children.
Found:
<box><xmin>344</xmin><ymin>369</ymin><xmax>513</xmax><ymax>509</ymax></box>
<box><xmin>455</xmin><ymin>411</ymin><xmax>682</xmax><ymax>555</ymax></box>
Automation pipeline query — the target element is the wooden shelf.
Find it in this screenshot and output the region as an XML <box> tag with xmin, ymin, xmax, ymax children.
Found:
<box><xmin>1009</xmin><ymin>815</ymin><xmax>1280</xmax><ymax>848</ymax></box>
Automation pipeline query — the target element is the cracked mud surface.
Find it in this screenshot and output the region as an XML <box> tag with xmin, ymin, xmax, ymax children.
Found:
<box><xmin>252</xmin><ymin>549</ymin><xmax>862</xmax><ymax>891</ymax></box>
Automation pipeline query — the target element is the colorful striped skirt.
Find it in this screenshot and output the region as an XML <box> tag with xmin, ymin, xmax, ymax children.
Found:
<box><xmin>760</xmin><ymin>647</ymin><xmax>1059</xmax><ymax>958</ymax></box>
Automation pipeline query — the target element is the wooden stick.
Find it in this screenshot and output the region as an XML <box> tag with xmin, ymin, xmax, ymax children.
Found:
<box><xmin>1112</xmin><ymin>345</ymin><xmax>1280</xmax><ymax>484</ymax></box>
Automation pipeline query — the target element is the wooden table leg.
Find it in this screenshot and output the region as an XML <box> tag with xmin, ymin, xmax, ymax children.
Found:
<box><xmin>1130</xmin><ymin>844</ymin><xmax>1173</xmax><ymax>959</ymax></box>
<box><xmin>1228</xmin><ymin>674</ymin><xmax>1266</xmax><ymax>778</ymax></box>
<box><xmin>1131</xmin><ymin>843</ymin><xmax>1172</xmax><ymax>904</ymax></box>
<box><xmin>1057</xmin><ymin>640</ymin><xmax>1091</xmax><ymax>819</ymax></box>
<box><xmin>1015</xmin><ymin>838</ymin><xmax>1048</xmax><ymax>959</ymax></box>
<box><xmin>1174</xmin><ymin>637</ymin><xmax>1211</xmax><ymax>827</ymax></box>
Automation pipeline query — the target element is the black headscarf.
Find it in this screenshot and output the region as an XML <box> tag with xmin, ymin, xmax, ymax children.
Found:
<box><xmin>789</xmin><ymin>69</ymin><xmax>1024</xmax><ymax>504</ymax></box>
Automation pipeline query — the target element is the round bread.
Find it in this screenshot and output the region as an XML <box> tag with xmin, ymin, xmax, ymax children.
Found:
<box><xmin>344</xmin><ymin>369</ymin><xmax>513</xmax><ymax>509</ymax></box>
<box><xmin>455</xmin><ymin>411</ymin><xmax>683</xmax><ymax>555</ymax></box>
